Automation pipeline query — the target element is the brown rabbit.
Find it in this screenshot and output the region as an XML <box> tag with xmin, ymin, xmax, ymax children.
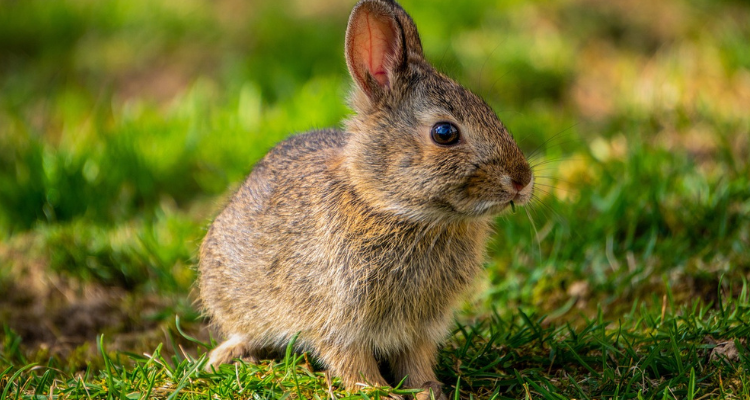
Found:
<box><xmin>199</xmin><ymin>0</ymin><xmax>534</xmax><ymax>398</ymax></box>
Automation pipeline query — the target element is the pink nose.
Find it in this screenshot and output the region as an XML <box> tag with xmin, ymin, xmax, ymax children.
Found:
<box><xmin>512</xmin><ymin>180</ymin><xmax>525</xmax><ymax>192</ymax></box>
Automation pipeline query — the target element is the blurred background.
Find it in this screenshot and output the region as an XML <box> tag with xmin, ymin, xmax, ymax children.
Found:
<box><xmin>1</xmin><ymin>0</ymin><xmax>748</xmax><ymax>370</ymax></box>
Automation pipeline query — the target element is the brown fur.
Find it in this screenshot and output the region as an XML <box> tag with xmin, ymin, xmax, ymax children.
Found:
<box><xmin>199</xmin><ymin>1</ymin><xmax>534</xmax><ymax>399</ymax></box>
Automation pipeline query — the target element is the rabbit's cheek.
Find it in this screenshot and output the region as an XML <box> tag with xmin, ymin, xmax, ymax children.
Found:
<box><xmin>464</xmin><ymin>169</ymin><xmax>515</xmax><ymax>202</ymax></box>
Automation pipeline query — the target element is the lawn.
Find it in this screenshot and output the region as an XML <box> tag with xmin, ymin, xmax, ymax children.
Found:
<box><xmin>1</xmin><ymin>0</ymin><xmax>749</xmax><ymax>398</ymax></box>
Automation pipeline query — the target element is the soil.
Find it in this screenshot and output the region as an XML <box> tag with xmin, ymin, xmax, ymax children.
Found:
<box><xmin>0</xmin><ymin>233</ymin><xmax>210</xmax><ymax>369</ymax></box>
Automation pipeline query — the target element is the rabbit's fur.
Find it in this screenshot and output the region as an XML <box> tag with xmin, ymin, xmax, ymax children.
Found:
<box><xmin>199</xmin><ymin>0</ymin><xmax>534</xmax><ymax>398</ymax></box>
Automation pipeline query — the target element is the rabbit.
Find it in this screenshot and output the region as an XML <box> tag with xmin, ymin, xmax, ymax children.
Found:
<box><xmin>198</xmin><ymin>0</ymin><xmax>534</xmax><ymax>399</ymax></box>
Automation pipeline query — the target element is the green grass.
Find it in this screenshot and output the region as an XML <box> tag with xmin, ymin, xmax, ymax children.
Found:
<box><xmin>1</xmin><ymin>0</ymin><xmax>749</xmax><ymax>398</ymax></box>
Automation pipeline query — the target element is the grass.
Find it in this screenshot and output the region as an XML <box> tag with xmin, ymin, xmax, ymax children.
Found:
<box><xmin>1</xmin><ymin>0</ymin><xmax>749</xmax><ymax>398</ymax></box>
<box><xmin>2</xmin><ymin>292</ymin><xmax>749</xmax><ymax>399</ymax></box>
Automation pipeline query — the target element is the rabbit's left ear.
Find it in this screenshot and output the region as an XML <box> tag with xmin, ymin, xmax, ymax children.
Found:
<box><xmin>345</xmin><ymin>0</ymin><xmax>423</xmax><ymax>99</ymax></box>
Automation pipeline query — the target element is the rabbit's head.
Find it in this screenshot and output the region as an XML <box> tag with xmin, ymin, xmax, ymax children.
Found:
<box><xmin>342</xmin><ymin>0</ymin><xmax>534</xmax><ymax>222</ymax></box>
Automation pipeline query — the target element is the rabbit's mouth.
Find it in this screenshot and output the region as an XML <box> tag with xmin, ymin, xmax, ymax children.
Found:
<box><xmin>509</xmin><ymin>173</ymin><xmax>535</xmax><ymax>205</ymax></box>
<box><xmin>512</xmin><ymin>185</ymin><xmax>534</xmax><ymax>205</ymax></box>
<box><xmin>468</xmin><ymin>178</ymin><xmax>534</xmax><ymax>216</ymax></box>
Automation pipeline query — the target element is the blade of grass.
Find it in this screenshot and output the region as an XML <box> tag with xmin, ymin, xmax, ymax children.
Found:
<box><xmin>1</xmin><ymin>363</ymin><xmax>37</xmax><ymax>400</ymax></box>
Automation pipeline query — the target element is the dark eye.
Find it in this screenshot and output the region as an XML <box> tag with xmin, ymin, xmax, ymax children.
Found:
<box><xmin>430</xmin><ymin>122</ymin><xmax>461</xmax><ymax>146</ymax></box>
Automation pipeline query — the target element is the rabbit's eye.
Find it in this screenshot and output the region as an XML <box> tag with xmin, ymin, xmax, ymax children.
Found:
<box><xmin>431</xmin><ymin>122</ymin><xmax>460</xmax><ymax>146</ymax></box>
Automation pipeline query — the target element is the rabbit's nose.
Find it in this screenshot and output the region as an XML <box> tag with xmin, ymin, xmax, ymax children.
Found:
<box><xmin>509</xmin><ymin>166</ymin><xmax>532</xmax><ymax>191</ymax></box>
<box><xmin>512</xmin><ymin>179</ymin><xmax>526</xmax><ymax>192</ymax></box>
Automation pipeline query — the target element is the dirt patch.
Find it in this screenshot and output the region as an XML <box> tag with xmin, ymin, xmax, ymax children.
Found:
<box><xmin>709</xmin><ymin>340</ymin><xmax>741</xmax><ymax>363</ymax></box>
<box><xmin>0</xmin><ymin>233</ymin><xmax>210</xmax><ymax>369</ymax></box>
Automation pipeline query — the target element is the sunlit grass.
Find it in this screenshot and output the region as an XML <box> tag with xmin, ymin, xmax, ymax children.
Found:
<box><xmin>1</xmin><ymin>0</ymin><xmax>748</xmax><ymax>398</ymax></box>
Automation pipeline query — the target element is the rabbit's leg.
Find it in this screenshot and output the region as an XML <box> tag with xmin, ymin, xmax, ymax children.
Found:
<box><xmin>318</xmin><ymin>344</ymin><xmax>389</xmax><ymax>392</ymax></box>
<box><xmin>389</xmin><ymin>340</ymin><xmax>447</xmax><ymax>400</ymax></box>
<box><xmin>206</xmin><ymin>334</ymin><xmax>261</xmax><ymax>369</ymax></box>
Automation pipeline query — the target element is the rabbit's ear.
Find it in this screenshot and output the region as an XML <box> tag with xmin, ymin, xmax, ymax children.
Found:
<box><xmin>345</xmin><ymin>0</ymin><xmax>423</xmax><ymax>99</ymax></box>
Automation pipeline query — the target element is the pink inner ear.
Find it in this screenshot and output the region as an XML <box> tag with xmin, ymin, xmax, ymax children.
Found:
<box><xmin>353</xmin><ymin>10</ymin><xmax>396</xmax><ymax>87</ymax></box>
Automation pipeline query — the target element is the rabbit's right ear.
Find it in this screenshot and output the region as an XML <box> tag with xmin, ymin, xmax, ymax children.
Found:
<box><xmin>345</xmin><ymin>0</ymin><xmax>424</xmax><ymax>101</ymax></box>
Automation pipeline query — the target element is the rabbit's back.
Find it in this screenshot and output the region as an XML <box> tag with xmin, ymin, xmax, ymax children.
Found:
<box><xmin>199</xmin><ymin>129</ymin><xmax>351</xmax><ymax>344</ymax></box>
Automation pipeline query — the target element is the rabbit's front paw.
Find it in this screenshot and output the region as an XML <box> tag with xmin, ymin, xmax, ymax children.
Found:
<box><xmin>205</xmin><ymin>335</ymin><xmax>258</xmax><ymax>370</ymax></box>
<box><xmin>415</xmin><ymin>381</ymin><xmax>447</xmax><ymax>400</ymax></box>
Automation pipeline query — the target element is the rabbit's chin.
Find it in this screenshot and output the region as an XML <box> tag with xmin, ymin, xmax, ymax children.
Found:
<box><xmin>380</xmin><ymin>197</ymin><xmax>528</xmax><ymax>223</ymax></box>
<box><xmin>465</xmin><ymin>199</ymin><xmax>522</xmax><ymax>218</ymax></box>
<box><xmin>473</xmin><ymin>201</ymin><xmax>513</xmax><ymax>215</ymax></box>
<box><xmin>459</xmin><ymin>192</ymin><xmax>534</xmax><ymax>218</ymax></box>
